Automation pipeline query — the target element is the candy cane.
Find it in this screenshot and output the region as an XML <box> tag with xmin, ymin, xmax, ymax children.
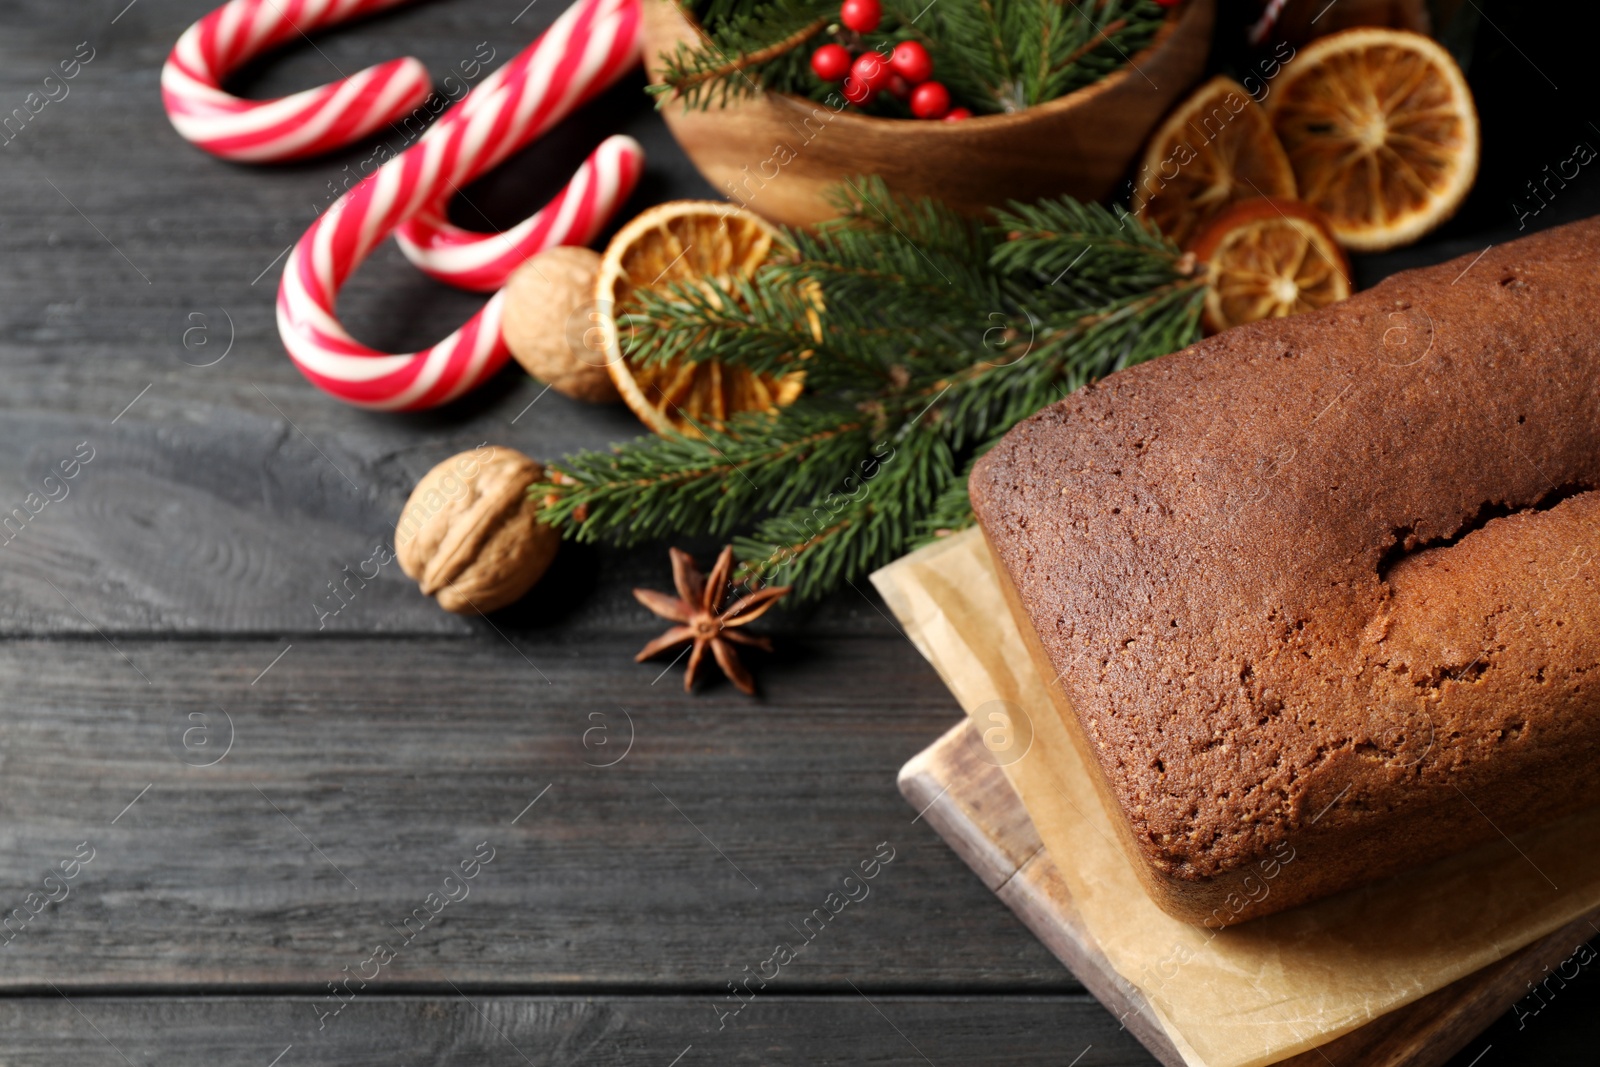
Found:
<box><xmin>393</xmin><ymin>1</ymin><xmax>642</xmax><ymax>291</ymax></box>
<box><xmin>397</xmin><ymin>134</ymin><xmax>645</xmax><ymax>293</ymax></box>
<box><xmin>1246</xmin><ymin>0</ymin><xmax>1290</xmax><ymax>45</ymax></box>
<box><xmin>162</xmin><ymin>0</ymin><xmax>434</xmax><ymax>163</ymax></box>
<box><xmin>276</xmin><ymin>0</ymin><xmax>644</xmax><ymax>410</ymax></box>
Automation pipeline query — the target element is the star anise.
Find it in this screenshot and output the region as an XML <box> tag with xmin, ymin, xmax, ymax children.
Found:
<box><xmin>633</xmin><ymin>546</ymin><xmax>790</xmax><ymax>695</ymax></box>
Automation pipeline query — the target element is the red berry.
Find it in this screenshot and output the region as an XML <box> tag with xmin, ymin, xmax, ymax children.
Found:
<box><xmin>850</xmin><ymin>51</ymin><xmax>892</xmax><ymax>91</ymax></box>
<box><xmin>942</xmin><ymin>106</ymin><xmax>972</xmax><ymax>122</ymax></box>
<box><xmin>810</xmin><ymin>43</ymin><xmax>852</xmax><ymax>81</ymax></box>
<box><xmin>890</xmin><ymin>41</ymin><xmax>932</xmax><ymax>83</ymax></box>
<box><xmin>841</xmin><ymin>75</ymin><xmax>877</xmax><ymax>106</ymax></box>
<box><xmin>910</xmin><ymin>80</ymin><xmax>950</xmax><ymax>119</ymax></box>
<box><xmin>1155</xmin><ymin>0</ymin><xmax>1182</xmax><ymax>6</ymax></box>
<box><xmin>887</xmin><ymin>73</ymin><xmax>912</xmax><ymax>100</ymax></box>
<box><xmin>839</xmin><ymin>0</ymin><xmax>881</xmax><ymax>33</ymax></box>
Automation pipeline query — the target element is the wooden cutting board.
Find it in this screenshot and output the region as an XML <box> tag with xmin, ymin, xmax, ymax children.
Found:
<box><xmin>899</xmin><ymin>719</ymin><xmax>1596</xmax><ymax>1067</ymax></box>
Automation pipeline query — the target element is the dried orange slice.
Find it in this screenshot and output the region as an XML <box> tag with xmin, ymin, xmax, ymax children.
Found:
<box><xmin>596</xmin><ymin>201</ymin><xmax>805</xmax><ymax>437</ymax></box>
<box><xmin>1264</xmin><ymin>28</ymin><xmax>1479</xmax><ymax>252</ymax></box>
<box><xmin>1191</xmin><ymin>198</ymin><xmax>1352</xmax><ymax>334</ymax></box>
<box><xmin>1133</xmin><ymin>75</ymin><xmax>1298</xmax><ymax>249</ymax></box>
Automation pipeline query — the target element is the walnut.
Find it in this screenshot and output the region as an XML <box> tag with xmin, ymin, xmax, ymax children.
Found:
<box><xmin>501</xmin><ymin>246</ymin><xmax>620</xmax><ymax>404</ymax></box>
<box><xmin>395</xmin><ymin>446</ymin><xmax>559</xmax><ymax>614</ymax></box>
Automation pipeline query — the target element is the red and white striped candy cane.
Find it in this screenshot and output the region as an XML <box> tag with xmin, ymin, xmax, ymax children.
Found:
<box><xmin>393</xmin><ymin>0</ymin><xmax>641</xmax><ymax>291</ymax></box>
<box><xmin>162</xmin><ymin>0</ymin><xmax>433</xmax><ymax>163</ymax></box>
<box><xmin>276</xmin><ymin>0</ymin><xmax>644</xmax><ymax>410</ymax></box>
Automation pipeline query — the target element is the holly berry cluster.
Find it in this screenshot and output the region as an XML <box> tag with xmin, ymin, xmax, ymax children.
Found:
<box><xmin>808</xmin><ymin>0</ymin><xmax>969</xmax><ymax>121</ymax></box>
<box><xmin>657</xmin><ymin>0</ymin><xmax>1170</xmax><ymax>117</ymax></box>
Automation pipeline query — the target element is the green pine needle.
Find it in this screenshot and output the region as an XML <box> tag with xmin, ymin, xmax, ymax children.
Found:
<box><xmin>533</xmin><ymin>177</ymin><xmax>1203</xmax><ymax>601</ymax></box>
<box><xmin>653</xmin><ymin>0</ymin><xmax>1167</xmax><ymax>115</ymax></box>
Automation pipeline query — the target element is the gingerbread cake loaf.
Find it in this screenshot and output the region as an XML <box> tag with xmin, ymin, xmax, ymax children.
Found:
<box><xmin>970</xmin><ymin>215</ymin><xmax>1600</xmax><ymax>926</ymax></box>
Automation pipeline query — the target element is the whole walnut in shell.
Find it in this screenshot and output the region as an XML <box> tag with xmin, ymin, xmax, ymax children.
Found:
<box><xmin>395</xmin><ymin>446</ymin><xmax>559</xmax><ymax>614</ymax></box>
<box><xmin>501</xmin><ymin>246</ymin><xmax>620</xmax><ymax>404</ymax></box>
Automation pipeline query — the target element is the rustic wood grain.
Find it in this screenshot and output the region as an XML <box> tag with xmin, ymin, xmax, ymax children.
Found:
<box><xmin>0</xmin><ymin>995</ymin><xmax>1155</xmax><ymax>1065</ymax></box>
<box><xmin>0</xmin><ymin>638</ymin><xmax>1077</xmax><ymax>990</ymax></box>
<box><xmin>899</xmin><ymin>724</ymin><xmax>1184</xmax><ymax>1066</ymax></box>
<box><xmin>0</xmin><ymin>993</ymin><xmax>1582</xmax><ymax>1066</ymax></box>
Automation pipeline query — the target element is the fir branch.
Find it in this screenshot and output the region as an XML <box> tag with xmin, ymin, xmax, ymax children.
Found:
<box><xmin>657</xmin><ymin>0</ymin><xmax>1166</xmax><ymax>115</ymax></box>
<box><xmin>796</xmin><ymin>178</ymin><xmax>1006</xmax><ymax>313</ymax></box>
<box><xmin>735</xmin><ymin>426</ymin><xmax>956</xmax><ymax>599</ymax></box>
<box><xmin>536</xmin><ymin>182</ymin><xmax>1204</xmax><ymax>601</ymax></box>
<box><xmin>912</xmin><ymin>446</ymin><xmax>990</xmax><ymax>543</ymax></box>
<box><xmin>991</xmin><ymin>197</ymin><xmax>1179</xmax><ymax>268</ymax></box>
<box><xmin>538</xmin><ymin>404</ymin><xmax>874</xmax><ymax>545</ymax></box>
<box><xmin>621</xmin><ymin>272</ymin><xmax>836</xmax><ymax>380</ymax></box>
<box><xmin>650</xmin><ymin>0</ymin><xmax>836</xmax><ymax>110</ymax></box>
<box><xmin>933</xmin><ymin>282</ymin><xmax>1203</xmax><ymax>450</ymax></box>
<box><xmin>909</xmin><ymin>0</ymin><xmax>1013</xmax><ymax>111</ymax></box>
<box><xmin>669</xmin><ymin>16</ymin><xmax>832</xmax><ymax>93</ymax></box>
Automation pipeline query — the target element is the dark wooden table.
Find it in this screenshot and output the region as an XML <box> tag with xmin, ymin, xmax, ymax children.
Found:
<box><xmin>1</xmin><ymin>1</ymin><xmax>1595</xmax><ymax>1062</ymax></box>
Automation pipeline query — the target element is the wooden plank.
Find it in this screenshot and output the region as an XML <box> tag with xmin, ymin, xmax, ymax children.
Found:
<box><xmin>0</xmin><ymin>402</ymin><xmax>907</xmax><ymax>636</ymax></box>
<box><xmin>0</xmin><ymin>990</ymin><xmax>1591</xmax><ymax>1065</ymax></box>
<box><xmin>0</xmin><ymin>638</ymin><xmax>1071</xmax><ymax>989</ymax></box>
<box><xmin>900</xmin><ymin>724</ymin><xmax>1186</xmax><ymax>1066</ymax></box>
<box><xmin>0</xmin><ymin>0</ymin><xmax>892</xmax><ymax>638</ymax></box>
<box><xmin>0</xmin><ymin>399</ymin><xmax>909</xmax><ymax>636</ymax></box>
<box><xmin>0</xmin><ymin>995</ymin><xmax>1156</xmax><ymax>1065</ymax></box>
<box><xmin>901</xmin><ymin>720</ymin><xmax>1600</xmax><ymax>1066</ymax></box>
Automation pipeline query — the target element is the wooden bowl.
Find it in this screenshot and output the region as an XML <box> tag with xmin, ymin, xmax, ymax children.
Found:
<box><xmin>643</xmin><ymin>0</ymin><xmax>1216</xmax><ymax>226</ymax></box>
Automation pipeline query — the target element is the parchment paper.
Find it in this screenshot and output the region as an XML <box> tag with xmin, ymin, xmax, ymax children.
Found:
<box><xmin>873</xmin><ymin>527</ymin><xmax>1600</xmax><ymax>1067</ymax></box>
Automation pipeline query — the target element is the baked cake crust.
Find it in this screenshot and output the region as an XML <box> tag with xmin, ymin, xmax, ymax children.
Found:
<box><xmin>971</xmin><ymin>216</ymin><xmax>1600</xmax><ymax>925</ymax></box>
